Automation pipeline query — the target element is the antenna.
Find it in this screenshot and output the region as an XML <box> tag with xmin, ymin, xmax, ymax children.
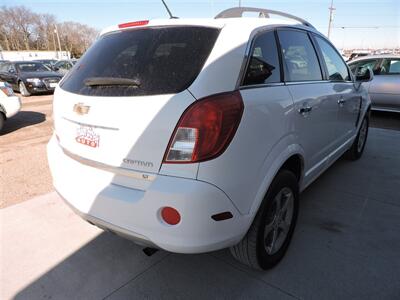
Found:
<box><xmin>161</xmin><ymin>0</ymin><xmax>178</xmax><ymax>19</ymax></box>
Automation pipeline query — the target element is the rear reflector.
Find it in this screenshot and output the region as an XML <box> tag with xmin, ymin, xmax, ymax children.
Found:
<box><xmin>161</xmin><ymin>207</ymin><xmax>181</xmax><ymax>225</ymax></box>
<box><xmin>164</xmin><ymin>91</ymin><xmax>244</xmax><ymax>163</ymax></box>
<box><xmin>118</xmin><ymin>20</ymin><xmax>149</xmax><ymax>29</ymax></box>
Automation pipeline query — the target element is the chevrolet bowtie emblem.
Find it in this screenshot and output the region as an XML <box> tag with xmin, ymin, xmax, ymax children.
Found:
<box><xmin>73</xmin><ymin>103</ymin><xmax>90</xmax><ymax>115</ymax></box>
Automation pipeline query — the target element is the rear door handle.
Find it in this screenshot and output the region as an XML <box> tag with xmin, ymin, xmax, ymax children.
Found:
<box><xmin>298</xmin><ymin>106</ymin><xmax>313</xmax><ymax>115</ymax></box>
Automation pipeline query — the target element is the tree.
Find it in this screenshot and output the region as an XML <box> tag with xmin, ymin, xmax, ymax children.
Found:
<box><xmin>0</xmin><ymin>5</ymin><xmax>98</xmax><ymax>57</ymax></box>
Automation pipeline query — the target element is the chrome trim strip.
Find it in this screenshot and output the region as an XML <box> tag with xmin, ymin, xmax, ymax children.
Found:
<box><xmin>62</xmin><ymin>117</ymin><xmax>119</xmax><ymax>131</ymax></box>
<box><xmin>371</xmin><ymin>107</ymin><xmax>400</xmax><ymax>113</ymax></box>
<box><xmin>284</xmin><ymin>80</ymin><xmax>329</xmax><ymax>85</ymax></box>
<box><xmin>239</xmin><ymin>82</ymin><xmax>285</xmax><ymax>90</ymax></box>
<box><xmin>61</xmin><ymin>146</ymin><xmax>156</xmax><ymax>181</ymax></box>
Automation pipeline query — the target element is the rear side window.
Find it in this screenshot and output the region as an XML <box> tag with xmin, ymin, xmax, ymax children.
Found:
<box><xmin>60</xmin><ymin>26</ymin><xmax>220</xmax><ymax>97</ymax></box>
<box><xmin>278</xmin><ymin>30</ymin><xmax>322</xmax><ymax>82</ymax></box>
<box><xmin>243</xmin><ymin>31</ymin><xmax>281</xmax><ymax>85</ymax></box>
<box><xmin>380</xmin><ymin>58</ymin><xmax>400</xmax><ymax>74</ymax></box>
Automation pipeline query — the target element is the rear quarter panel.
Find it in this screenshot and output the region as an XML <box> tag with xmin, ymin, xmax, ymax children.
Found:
<box><xmin>197</xmin><ymin>85</ymin><xmax>300</xmax><ymax>215</ymax></box>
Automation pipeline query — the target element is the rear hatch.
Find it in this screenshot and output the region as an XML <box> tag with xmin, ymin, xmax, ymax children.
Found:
<box><xmin>54</xmin><ymin>25</ymin><xmax>220</xmax><ymax>173</ymax></box>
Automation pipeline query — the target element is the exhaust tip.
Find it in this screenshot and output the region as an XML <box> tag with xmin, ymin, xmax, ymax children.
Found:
<box><xmin>143</xmin><ymin>247</ymin><xmax>158</xmax><ymax>256</ymax></box>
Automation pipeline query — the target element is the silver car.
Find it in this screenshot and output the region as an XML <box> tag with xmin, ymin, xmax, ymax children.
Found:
<box><xmin>349</xmin><ymin>55</ymin><xmax>400</xmax><ymax>113</ymax></box>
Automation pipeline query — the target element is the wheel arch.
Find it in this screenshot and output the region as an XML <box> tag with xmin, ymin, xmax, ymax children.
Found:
<box><xmin>280</xmin><ymin>154</ymin><xmax>304</xmax><ymax>184</ymax></box>
<box><xmin>248</xmin><ymin>143</ymin><xmax>305</xmax><ymax>217</ymax></box>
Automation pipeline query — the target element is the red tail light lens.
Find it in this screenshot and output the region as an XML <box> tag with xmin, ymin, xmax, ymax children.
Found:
<box><xmin>118</xmin><ymin>20</ymin><xmax>149</xmax><ymax>29</ymax></box>
<box><xmin>164</xmin><ymin>91</ymin><xmax>244</xmax><ymax>163</ymax></box>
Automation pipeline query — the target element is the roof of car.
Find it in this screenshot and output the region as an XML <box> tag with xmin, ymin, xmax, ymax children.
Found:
<box><xmin>100</xmin><ymin>16</ymin><xmax>318</xmax><ymax>37</ymax></box>
<box><xmin>349</xmin><ymin>54</ymin><xmax>400</xmax><ymax>63</ymax></box>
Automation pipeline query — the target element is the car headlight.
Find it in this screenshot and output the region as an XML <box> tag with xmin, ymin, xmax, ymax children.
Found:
<box><xmin>26</xmin><ymin>78</ymin><xmax>42</xmax><ymax>84</ymax></box>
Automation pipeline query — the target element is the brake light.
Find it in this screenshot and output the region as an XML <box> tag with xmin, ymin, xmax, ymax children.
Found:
<box><xmin>164</xmin><ymin>91</ymin><xmax>244</xmax><ymax>163</ymax></box>
<box><xmin>118</xmin><ymin>20</ymin><xmax>149</xmax><ymax>29</ymax></box>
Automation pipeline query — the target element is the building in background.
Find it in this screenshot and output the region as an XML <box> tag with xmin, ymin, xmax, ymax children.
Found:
<box><xmin>0</xmin><ymin>50</ymin><xmax>70</xmax><ymax>61</ymax></box>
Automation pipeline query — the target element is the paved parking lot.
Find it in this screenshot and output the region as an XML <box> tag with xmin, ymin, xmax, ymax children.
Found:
<box><xmin>1</xmin><ymin>118</ymin><xmax>400</xmax><ymax>299</ymax></box>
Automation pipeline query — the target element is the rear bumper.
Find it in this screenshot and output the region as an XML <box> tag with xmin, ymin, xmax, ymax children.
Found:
<box><xmin>47</xmin><ymin>135</ymin><xmax>249</xmax><ymax>253</ymax></box>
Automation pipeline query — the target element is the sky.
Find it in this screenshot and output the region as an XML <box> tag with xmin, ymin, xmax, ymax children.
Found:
<box><xmin>3</xmin><ymin>0</ymin><xmax>400</xmax><ymax>49</ymax></box>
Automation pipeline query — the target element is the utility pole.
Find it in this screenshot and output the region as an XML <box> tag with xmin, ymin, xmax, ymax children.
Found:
<box><xmin>54</xmin><ymin>25</ymin><xmax>62</xmax><ymax>59</ymax></box>
<box><xmin>52</xmin><ymin>30</ymin><xmax>57</xmax><ymax>58</ymax></box>
<box><xmin>239</xmin><ymin>0</ymin><xmax>241</xmax><ymax>7</ymax></box>
<box><xmin>327</xmin><ymin>0</ymin><xmax>335</xmax><ymax>39</ymax></box>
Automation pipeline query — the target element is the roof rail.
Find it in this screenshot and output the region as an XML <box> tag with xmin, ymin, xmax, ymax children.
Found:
<box><xmin>215</xmin><ymin>7</ymin><xmax>315</xmax><ymax>29</ymax></box>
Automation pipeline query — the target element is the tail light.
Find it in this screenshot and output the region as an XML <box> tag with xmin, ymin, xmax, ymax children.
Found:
<box><xmin>163</xmin><ymin>91</ymin><xmax>244</xmax><ymax>163</ymax></box>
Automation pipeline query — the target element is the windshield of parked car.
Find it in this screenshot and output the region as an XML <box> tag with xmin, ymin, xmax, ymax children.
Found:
<box><xmin>60</xmin><ymin>26</ymin><xmax>220</xmax><ymax>96</ymax></box>
<box><xmin>16</xmin><ymin>63</ymin><xmax>51</xmax><ymax>72</ymax></box>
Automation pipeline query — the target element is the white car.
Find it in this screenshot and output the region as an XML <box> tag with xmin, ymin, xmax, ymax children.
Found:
<box><xmin>47</xmin><ymin>7</ymin><xmax>372</xmax><ymax>270</ymax></box>
<box><xmin>0</xmin><ymin>82</ymin><xmax>21</xmax><ymax>131</ymax></box>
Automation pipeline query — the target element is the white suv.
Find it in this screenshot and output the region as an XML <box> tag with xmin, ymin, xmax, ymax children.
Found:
<box><xmin>47</xmin><ymin>7</ymin><xmax>372</xmax><ymax>270</ymax></box>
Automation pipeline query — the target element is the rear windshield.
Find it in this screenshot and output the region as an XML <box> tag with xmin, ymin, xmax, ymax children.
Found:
<box><xmin>60</xmin><ymin>26</ymin><xmax>220</xmax><ymax>97</ymax></box>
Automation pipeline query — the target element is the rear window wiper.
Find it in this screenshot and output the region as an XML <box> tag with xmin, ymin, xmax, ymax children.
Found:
<box><xmin>84</xmin><ymin>77</ymin><xmax>141</xmax><ymax>87</ymax></box>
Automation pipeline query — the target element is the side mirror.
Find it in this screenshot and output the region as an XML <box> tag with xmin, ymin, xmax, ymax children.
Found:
<box><xmin>53</xmin><ymin>67</ymin><xmax>59</xmax><ymax>71</ymax></box>
<box><xmin>355</xmin><ymin>66</ymin><xmax>374</xmax><ymax>82</ymax></box>
<box><xmin>8</xmin><ymin>68</ymin><xmax>15</xmax><ymax>74</ymax></box>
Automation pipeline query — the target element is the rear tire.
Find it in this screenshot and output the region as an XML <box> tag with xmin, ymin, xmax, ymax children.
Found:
<box><xmin>346</xmin><ymin>115</ymin><xmax>369</xmax><ymax>160</ymax></box>
<box><xmin>230</xmin><ymin>170</ymin><xmax>299</xmax><ymax>270</ymax></box>
<box><xmin>19</xmin><ymin>81</ymin><xmax>31</xmax><ymax>97</ymax></box>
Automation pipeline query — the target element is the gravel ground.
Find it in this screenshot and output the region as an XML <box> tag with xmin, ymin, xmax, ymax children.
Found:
<box><xmin>0</xmin><ymin>94</ymin><xmax>53</xmax><ymax>208</ymax></box>
<box><xmin>0</xmin><ymin>94</ymin><xmax>399</xmax><ymax>209</ymax></box>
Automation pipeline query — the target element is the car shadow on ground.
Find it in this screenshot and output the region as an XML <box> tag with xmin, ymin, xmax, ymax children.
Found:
<box><xmin>1</xmin><ymin>111</ymin><xmax>46</xmax><ymax>135</ymax></box>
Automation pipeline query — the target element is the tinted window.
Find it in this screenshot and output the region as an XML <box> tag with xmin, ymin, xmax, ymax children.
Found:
<box><xmin>278</xmin><ymin>30</ymin><xmax>322</xmax><ymax>82</ymax></box>
<box><xmin>315</xmin><ymin>36</ymin><xmax>350</xmax><ymax>81</ymax></box>
<box><xmin>61</xmin><ymin>26</ymin><xmax>220</xmax><ymax>97</ymax></box>
<box><xmin>349</xmin><ymin>59</ymin><xmax>379</xmax><ymax>74</ymax></box>
<box><xmin>380</xmin><ymin>58</ymin><xmax>400</xmax><ymax>74</ymax></box>
<box><xmin>56</xmin><ymin>61</ymin><xmax>68</xmax><ymax>69</ymax></box>
<box><xmin>16</xmin><ymin>63</ymin><xmax>50</xmax><ymax>72</ymax></box>
<box><xmin>243</xmin><ymin>31</ymin><xmax>280</xmax><ymax>85</ymax></box>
